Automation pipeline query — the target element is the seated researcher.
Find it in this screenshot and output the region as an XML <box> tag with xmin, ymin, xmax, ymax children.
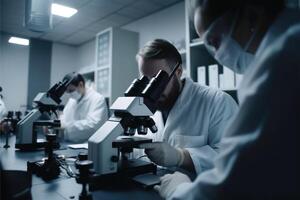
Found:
<box><xmin>60</xmin><ymin>72</ymin><xmax>108</xmax><ymax>143</ymax></box>
<box><xmin>0</xmin><ymin>87</ymin><xmax>7</xmax><ymax>120</ymax></box>
<box><xmin>138</xmin><ymin>39</ymin><xmax>238</xmax><ymax>174</ymax></box>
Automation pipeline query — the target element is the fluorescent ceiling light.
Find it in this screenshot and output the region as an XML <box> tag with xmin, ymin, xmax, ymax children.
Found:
<box><xmin>8</xmin><ymin>37</ymin><xmax>30</xmax><ymax>46</ymax></box>
<box><xmin>51</xmin><ymin>3</ymin><xmax>77</xmax><ymax>18</ymax></box>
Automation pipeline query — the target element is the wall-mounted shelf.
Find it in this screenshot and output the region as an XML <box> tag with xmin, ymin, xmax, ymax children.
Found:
<box><xmin>190</xmin><ymin>40</ymin><xmax>204</xmax><ymax>47</ymax></box>
<box><xmin>184</xmin><ymin>0</ymin><xmax>242</xmax><ymax>102</ymax></box>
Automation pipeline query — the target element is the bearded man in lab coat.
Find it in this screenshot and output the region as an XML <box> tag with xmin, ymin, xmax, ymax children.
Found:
<box><xmin>60</xmin><ymin>73</ymin><xmax>108</xmax><ymax>143</ymax></box>
<box><xmin>138</xmin><ymin>39</ymin><xmax>238</xmax><ymax>174</ymax></box>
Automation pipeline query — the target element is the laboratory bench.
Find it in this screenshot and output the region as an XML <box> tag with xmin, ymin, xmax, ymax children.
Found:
<box><xmin>0</xmin><ymin>135</ymin><xmax>163</xmax><ymax>200</ymax></box>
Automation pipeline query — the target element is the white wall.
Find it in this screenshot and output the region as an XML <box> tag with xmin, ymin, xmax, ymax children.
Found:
<box><xmin>50</xmin><ymin>43</ymin><xmax>77</xmax><ymax>85</ymax></box>
<box><xmin>0</xmin><ymin>32</ymin><xmax>29</xmax><ymax>112</ymax></box>
<box><xmin>76</xmin><ymin>39</ymin><xmax>96</xmax><ymax>70</ymax></box>
<box><xmin>50</xmin><ymin>40</ymin><xmax>96</xmax><ymax>86</ymax></box>
<box><xmin>123</xmin><ymin>2</ymin><xmax>185</xmax><ymax>48</ymax></box>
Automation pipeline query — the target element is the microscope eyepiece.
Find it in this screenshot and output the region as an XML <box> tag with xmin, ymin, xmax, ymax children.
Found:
<box><xmin>124</xmin><ymin>76</ymin><xmax>149</xmax><ymax>97</ymax></box>
<box><xmin>141</xmin><ymin>62</ymin><xmax>180</xmax><ymax>103</ymax></box>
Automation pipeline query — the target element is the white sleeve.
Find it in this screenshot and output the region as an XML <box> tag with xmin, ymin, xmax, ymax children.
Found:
<box><xmin>64</xmin><ymin>97</ymin><xmax>108</xmax><ymax>143</ymax></box>
<box><xmin>0</xmin><ymin>99</ymin><xmax>7</xmax><ymax>120</ymax></box>
<box><xmin>186</xmin><ymin>93</ymin><xmax>238</xmax><ymax>174</ymax></box>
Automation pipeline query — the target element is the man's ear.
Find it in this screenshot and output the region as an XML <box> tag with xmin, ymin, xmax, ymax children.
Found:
<box><xmin>176</xmin><ymin>66</ymin><xmax>183</xmax><ymax>78</ymax></box>
<box><xmin>78</xmin><ymin>81</ymin><xmax>84</xmax><ymax>89</ymax></box>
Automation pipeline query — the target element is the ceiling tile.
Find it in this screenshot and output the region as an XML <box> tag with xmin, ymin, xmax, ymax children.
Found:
<box><xmin>61</xmin><ymin>12</ymin><xmax>96</xmax><ymax>28</ymax></box>
<box><xmin>78</xmin><ymin>0</ymin><xmax>125</xmax><ymax>21</ymax></box>
<box><xmin>52</xmin><ymin>0</ymin><xmax>92</xmax><ymax>9</ymax></box>
<box><xmin>84</xmin><ymin>22</ymin><xmax>106</xmax><ymax>33</ymax></box>
<box><xmin>131</xmin><ymin>0</ymin><xmax>161</xmax><ymax>15</ymax></box>
<box><xmin>110</xmin><ymin>0</ymin><xmax>136</xmax><ymax>6</ymax></box>
<box><xmin>117</xmin><ymin>6</ymin><xmax>147</xmax><ymax>19</ymax></box>
<box><xmin>104</xmin><ymin>14</ymin><xmax>133</xmax><ymax>26</ymax></box>
<box><xmin>88</xmin><ymin>0</ymin><xmax>123</xmax><ymax>9</ymax></box>
<box><xmin>52</xmin><ymin>15</ymin><xmax>66</xmax><ymax>26</ymax></box>
<box><xmin>152</xmin><ymin>0</ymin><xmax>182</xmax><ymax>6</ymax></box>
<box><xmin>40</xmin><ymin>32</ymin><xmax>69</xmax><ymax>42</ymax></box>
<box><xmin>62</xmin><ymin>30</ymin><xmax>95</xmax><ymax>45</ymax></box>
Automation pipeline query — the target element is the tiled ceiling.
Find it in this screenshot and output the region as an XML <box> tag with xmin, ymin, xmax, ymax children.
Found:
<box><xmin>0</xmin><ymin>0</ymin><xmax>183</xmax><ymax>45</ymax></box>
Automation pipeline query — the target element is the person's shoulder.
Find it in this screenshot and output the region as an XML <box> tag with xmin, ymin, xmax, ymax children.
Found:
<box><xmin>64</xmin><ymin>98</ymin><xmax>76</xmax><ymax>110</ymax></box>
<box><xmin>190</xmin><ymin>79</ymin><xmax>229</xmax><ymax>100</ymax></box>
<box><xmin>187</xmin><ymin>79</ymin><xmax>236</xmax><ymax>107</ymax></box>
<box><xmin>262</xmin><ymin>24</ymin><xmax>300</xmax><ymax>74</ymax></box>
<box><xmin>270</xmin><ymin>24</ymin><xmax>300</xmax><ymax>56</ymax></box>
<box><xmin>88</xmin><ymin>88</ymin><xmax>106</xmax><ymax>102</ymax></box>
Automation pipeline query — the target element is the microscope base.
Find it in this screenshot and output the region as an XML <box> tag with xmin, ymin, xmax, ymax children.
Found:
<box><xmin>27</xmin><ymin>157</ymin><xmax>61</xmax><ymax>181</ymax></box>
<box><xmin>15</xmin><ymin>140</ymin><xmax>60</xmax><ymax>151</ymax></box>
<box><xmin>89</xmin><ymin>159</ymin><xmax>157</xmax><ymax>190</ymax></box>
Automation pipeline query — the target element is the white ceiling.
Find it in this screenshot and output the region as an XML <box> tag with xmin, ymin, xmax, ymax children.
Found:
<box><xmin>0</xmin><ymin>0</ymin><xmax>183</xmax><ymax>45</ymax></box>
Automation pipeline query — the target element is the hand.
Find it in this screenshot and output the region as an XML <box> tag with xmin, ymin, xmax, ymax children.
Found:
<box><xmin>0</xmin><ymin>121</ymin><xmax>12</xmax><ymax>133</ymax></box>
<box><xmin>154</xmin><ymin>171</ymin><xmax>191</xmax><ymax>199</ymax></box>
<box><xmin>139</xmin><ymin>142</ymin><xmax>184</xmax><ymax>167</ymax></box>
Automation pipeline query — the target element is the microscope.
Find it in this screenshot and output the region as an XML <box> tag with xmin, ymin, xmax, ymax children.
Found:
<box><xmin>88</xmin><ymin>63</ymin><xmax>180</xmax><ymax>185</ymax></box>
<box><xmin>15</xmin><ymin>78</ymin><xmax>72</xmax><ymax>150</ymax></box>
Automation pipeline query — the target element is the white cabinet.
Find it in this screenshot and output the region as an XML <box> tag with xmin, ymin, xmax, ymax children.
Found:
<box><xmin>93</xmin><ymin>27</ymin><xmax>139</xmax><ymax>104</ymax></box>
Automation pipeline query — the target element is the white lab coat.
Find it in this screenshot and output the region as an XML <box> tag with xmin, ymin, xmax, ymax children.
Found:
<box><xmin>0</xmin><ymin>98</ymin><xmax>7</xmax><ymax>120</ymax></box>
<box><xmin>147</xmin><ymin>77</ymin><xmax>238</xmax><ymax>174</ymax></box>
<box><xmin>170</xmin><ymin>9</ymin><xmax>300</xmax><ymax>199</ymax></box>
<box><xmin>61</xmin><ymin>87</ymin><xmax>108</xmax><ymax>143</ymax></box>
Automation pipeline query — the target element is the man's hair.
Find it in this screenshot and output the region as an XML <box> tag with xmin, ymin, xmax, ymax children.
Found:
<box><xmin>63</xmin><ymin>72</ymin><xmax>85</xmax><ymax>87</ymax></box>
<box><xmin>137</xmin><ymin>39</ymin><xmax>182</xmax><ymax>69</ymax></box>
<box><xmin>190</xmin><ymin>0</ymin><xmax>285</xmax><ymax>30</ymax></box>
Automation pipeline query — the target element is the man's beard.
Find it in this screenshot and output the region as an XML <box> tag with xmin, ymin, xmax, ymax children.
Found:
<box><xmin>157</xmin><ymin>78</ymin><xmax>181</xmax><ymax>111</ymax></box>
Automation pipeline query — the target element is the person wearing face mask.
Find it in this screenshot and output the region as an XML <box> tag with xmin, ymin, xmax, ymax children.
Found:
<box><xmin>154</xmin><ymin>0</ymin><xmax>300</xmax><ymax>199</ymax></box>
<box><xmin>137</xmin><ymin>39</ymin><xmax>238</xmax><ymax>175</ymax></box>
<box><xmin>60</xmin><ymin>72</ymin><xmax>108</xmax><ymax>143</ymax></box>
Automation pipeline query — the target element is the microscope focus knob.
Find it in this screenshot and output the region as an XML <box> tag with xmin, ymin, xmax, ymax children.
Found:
<box><xmin>46</xmin><ymin>133</ymin><xmax>56</xmax><ymax>142</ymax></box>
<box><xmin>75</xmin><ymin>160</ymin><xmax>93</xmax><ymax>172</ymax></box>
<box><xmin>149</xmin><ymin>125</ymin><xmax>158</xmax><ymax>133</ymax></box>
<box><xmin>78</xmin><ymin>153</ymin><xmax>88</xmax><ymax>161</ymax></box>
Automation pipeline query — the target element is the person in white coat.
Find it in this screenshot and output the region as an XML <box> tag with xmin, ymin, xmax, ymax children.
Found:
<box><xmin>155</xmin><ymin>0</ymin><xmax>300</xmax><ymax>199</ymax></box>
<box><xmin>0</xmin><ymin>98</ymin><xmax>6</xmax><ymax>120</ymax></box>
<box><xmin>60</xmin><ymin>73</ymin><xmax>108</xmax><ymax>143</ymax></box>
<box><xmin>137</xmin><ymin>39</ymin><xmax>238</xmax><ymax>174</ymax></box>
<box><xmin>0</xmin><ymin>87</ymin><xmax>7</xmax><ymax>120</ymax></box>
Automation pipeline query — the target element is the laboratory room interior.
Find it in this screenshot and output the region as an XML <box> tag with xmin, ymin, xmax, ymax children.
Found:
<box><xmin>1</xmin><ymin>0</ymin><xmax>300</xmax><ymax>199</ymax></box>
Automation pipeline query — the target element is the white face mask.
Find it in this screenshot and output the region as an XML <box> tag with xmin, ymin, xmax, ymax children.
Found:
<box><xmin>203</xmin><ymin>10</ymin><xmax>257</xmax><ymax>74</ymax></box>
<box><xmin>214</xmin><ymin>35</ymin><xmax>255</xmax><ymax>74</ymax></box>
<box><xmin>69</xmin><ymin>90</ymin><xmax>82</xmax><ymax>101</ymax></box>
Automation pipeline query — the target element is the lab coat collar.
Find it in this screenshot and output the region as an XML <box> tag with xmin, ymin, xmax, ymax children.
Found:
<box><xmin>168</xmin><ymin>77</ymin><xmax>193</xmax><ymax>117</ymax></box>
<box><xmin>162</xmin><ymin>77</ymin><xmax>193</xmax><ymax>140</ymax></box>
<box><xmin>77</xmin><ymin>87</ymin><xmax>92</xmax><ymax>105</ymax></box>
